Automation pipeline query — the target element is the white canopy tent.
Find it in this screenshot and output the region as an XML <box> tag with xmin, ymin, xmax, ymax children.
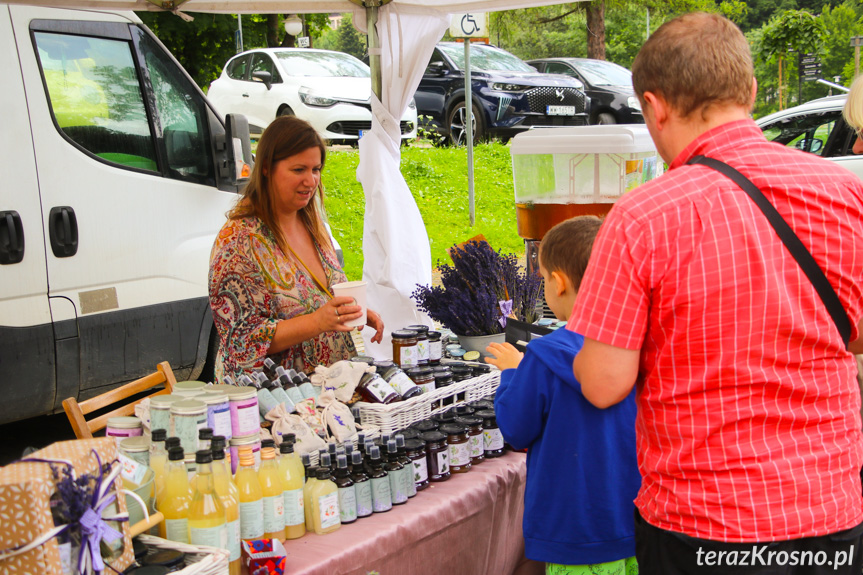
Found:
<box><xmin>7</xmin><ymin>0</ymin><xmax>579</xmax><ymax>357</ymax></box>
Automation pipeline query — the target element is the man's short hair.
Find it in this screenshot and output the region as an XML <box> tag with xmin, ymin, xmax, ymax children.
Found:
<box><xmin>632</xmin><ymin>12</ymin><xmax>754</xmax><ymax>118</ymax></box>
<box><xmin>539</xmin><ymin>216</ymin><xmax>602</xmax><ymax>291</ymax></box>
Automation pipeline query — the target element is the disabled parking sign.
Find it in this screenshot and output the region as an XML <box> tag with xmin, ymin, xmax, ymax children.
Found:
<box><xmin>449</xmin><ymin>13</ymin><xmax>488</xmax><ymax>39</ymax></box>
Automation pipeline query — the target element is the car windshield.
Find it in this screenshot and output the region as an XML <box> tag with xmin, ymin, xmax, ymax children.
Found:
<box><xmin>439</xmin><ymin>44</ymin><xmax>534</xmax><ymax>73</ymax></box>
<box><xmin>274</xmin><ymin>51</ymin><xmax>370</xmax><ymax>78</ymax></box>
<box><xmin>573</xmin><ymin>60</ymin><xmax>632</xmax><ymax>86</ymax></box>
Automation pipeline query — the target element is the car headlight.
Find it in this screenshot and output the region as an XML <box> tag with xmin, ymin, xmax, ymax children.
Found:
<box><xmin>299</xmin><ymin>86</ymin><xmax>337</xmax><ymax>107</ymax></box>
<box><xmin>627</xmin><ymin>96</ymin><xmax>642</xmax><ymax>111</ymax></box>
<box><xmin>491</xmin><ymin>82</ymin><xmax>531</xmax><ymax>92</ymax></box>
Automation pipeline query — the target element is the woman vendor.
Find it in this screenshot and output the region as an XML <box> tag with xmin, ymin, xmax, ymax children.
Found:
<box><xmin>209</xmin><ymin>116</ymin><xmax>384</xmax><ymax>382</ymax></box>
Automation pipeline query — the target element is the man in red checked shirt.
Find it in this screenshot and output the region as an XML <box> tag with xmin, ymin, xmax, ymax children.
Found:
<box><xmin>570</xmin><ymin>12</ymin><xmax>863</xmax><ymax>575</ymax></box>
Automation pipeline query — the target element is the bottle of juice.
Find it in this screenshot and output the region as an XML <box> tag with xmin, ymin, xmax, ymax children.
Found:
<box><xmin>367</xmin><ymin>446</ymin><xmax>392</xmax><ymax>513</ymax></box>
<box><xmin>279</xmin><ymin>436</ymin><xmax>305</xmax><ymax>539</ymax></box>
<box><xmin>310</xmin><ymin>465</ymin><xmax>340</xmax><ymax>535</ymax></box>
<box><xmin>235</xmin><ymin>446</ymin><xmax>264</xmax><ymax>544</ymax></box>
<box><xmin>384</xmin><ymin>440</ymin><xmax>407</xmax><ymax>505</ymax></box>
<box><xmin>305</xmin><ymin>453</ymin><xmax>326</xmax><ymax>530</ymax></box>
<box><xmin>150</xmin><ymin>428</ymin><xmax>168</xmax><ymax>503</ymax></box>
<box><xmin>258</xmin><ymin>439</ymin><xmax>285</xmax><ymax>541</ymax></box>
<box><xmin>212</xmin><ymin>438</ymin><xmax>241</xmax><ymax>575</ymax></box>
<box><xmin>333</xmin><ymin>454</ymin><xmax>357</xmax><ymax>525</ymax></box>
<box><xmin>158</xmin><ymin>446</ymin><xmax>191</xmax><ymax>543</ymax></box>
<box><xmin>350</xmin><ymin>451</ymin><xmax>373</xmax><ymax>518</ymax></box>
<box><xmin>188</xmin><ymin>450</ymin><xmax>227</xmax><ymax>552</ymax></box>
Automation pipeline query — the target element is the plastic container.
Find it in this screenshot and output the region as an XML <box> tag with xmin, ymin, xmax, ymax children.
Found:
<box><xmin>173</xmin><ymin>380</ymin><xmax>208</xmax><ymax>398</ymax></box>
<box><xmin>149</xmin><ymin>394</ymin><xmax>180</xmax><ymax>436</ymax></box>
<box><xmin>170</xmin><ymin>399</ymin><xmax>207</xmax><ymax>456</ymax></box>
<box><xmin>106</xmin><ymin>416</ymin><xmax>143</xmax><ymax>447</ymax></box>
<box><xmin>120</xmin><ymin>436</ymin><xmax>151</xmax><ymax>466</ymax></box>
<box><xmin>224</xmin><ymin>386</ymin><xmax>259</xmax><ymax>437</ymax></box>
<box><xmin>510</xmin><ymin>125</ymin><xmax>661</xmax><ymax>240</ymax></box>
<box><xmin>200</xmin><ymin>391</ymin><xmax>232</xmax><ymax>441</ymax></box>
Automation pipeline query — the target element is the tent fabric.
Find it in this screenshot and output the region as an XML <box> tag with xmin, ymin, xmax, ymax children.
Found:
<box><xmin>354</xmin><ymin>3</ymin><xmax>447</xmax><ymax>358</ymax></box>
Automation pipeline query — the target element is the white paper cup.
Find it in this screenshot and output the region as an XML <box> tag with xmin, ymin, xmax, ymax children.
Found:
<box><xmin>332</xmin><ymin>281</ymin><xmax>367</xmax><ymax>328</ymax></box>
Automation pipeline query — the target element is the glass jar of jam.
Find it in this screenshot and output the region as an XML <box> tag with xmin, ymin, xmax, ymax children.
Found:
<box><xmin>471</xmin><ymin>363</ymin><xmax>492</xmax><ymax>378</ymax></box>
<box><xmin>455</xmin><ymin>416</ymin><xmax>484</xmax><ymax>465</ymax></box>
<box><xmin>431</xmin><ymin>410</ymin><xmax>456</xmax><ymax>427</ymax></box>
<box><xmin>395</xmin><ymin>428</ymin><xmax>419</xmax><ymax>441</ymax></box>
<box><xmin>373</xmin><ymin>360</ymin><xmax>395</xmax><ymax>374</ymax></box>
<box><xmin>469</xmin><ymin>400</ymin><xmax>495</xmax><ymax>411</ymax></box>
<box><xmin>351</xmin><ymin>355</ymin><xmax>376</xmax><ymax>365</ymax></box>
<box><xmin>406</xmin><ymin>366</ymin><xmax>435</xmax><ymax>395</ymax></box>
<box><xmin>439</xmin><ymin>423</ymin><xmax>471</xmax><ymax>473</ymax></box>
<box><xmin>453</xmin><ymin>404</ymin><xmax>475</xmax><ymax>417</ymax></box>
<box><xmin>420</xmin><ymin>431</ymin><xmax>450</xmax><ymax>482</ymax></box>
<box><xmin>450</xmin><ymin>365</ymin><xmax>473</xmax><ymax>382</ymax></box>
<box><xmin>404</xmin><ymin>438</ymin><xmax>429</xmax><ymax>491</ymax></box>
<box><xmin>406</xmin><ymin>325</ymin><xmax>430</xmax><ymax>365</ymax></box>
<box><xmin>427</xmin><ymin>331</ymin><xmax>442</xmax><ymax>365</ymax></box>
<box><xmin>380</xmin><ymin>364</ymin><xmax>422</xmax><ymax>400</ymax></box>
<box><xmin>433</xmin><ymin>369</ymin><xmax>453</xmax><ymax>388</ymax></box>
<box><xmin>391</xmin><ymin>330</ymin><xmax>419</xmax><ymax>368</ymax></box>
<box><xmin>410</xmin><ymin>419</ymin><xmax>438</xmax><ymax>434</ymax></box>
<box><xmin>475</xmin><ymin>409</ymin><xmax>505</xmax><ymax>458</ymax></box>
<box><xmin>357</xmin><ymin>372</ymin><xmax>399</xmax><ymax>404</ymax></box>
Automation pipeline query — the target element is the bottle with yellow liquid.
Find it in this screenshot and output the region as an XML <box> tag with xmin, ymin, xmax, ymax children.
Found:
<box><xmin>158</xmin><ymin>446</ymin><xmax>191</xmax><ymax>543</ymax></box>
<box><xmin>279</xmin><ymin>436</ymin><xmax>305</xmax><ymax>539</ymax></box>
<box><xmin>212</xmin><ymin>437</ymin><xmax>241</xmax><ymax>575</ymax></box>
<box><xmin>310</xmin><ymin>463</ymin><xmax>340</xmax><ymax>535</ymax></box>
<box><xmin>235</xmin><ymin>445</ymin><xmax>264</xmax><ymax>544</ymax></box>
<box><xmin>188</xmin><ymin>450</ymin><xmax>228</xmax><ymax>552</ymax></box>
<box><xmin>150</xmin><ymin>428</ymin><xmax>168</xmax><ymax>503</ymax></box>
<box><xmin>258</xmin><ymin>439</ymin><xmax>285</xmax><ymax>541</ymax></box>
<box><xmin>303</xmin><ymin>453</ymin><xmax>319</xmax><ymax>531</ymax></box>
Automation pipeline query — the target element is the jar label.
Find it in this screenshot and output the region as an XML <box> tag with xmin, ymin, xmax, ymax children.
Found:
<box><xmin>150</xmin><ymin>410</ymin><xmax>171</xmax><ymax>436</ymax></box>
<box><xmin>208</xmin><ymin>404</ymin><xmax>232</xmax><ymax>438</ymax></box>
<box><xmin>469</xmin><ymin>433</ymin><xmax>483</xmax><ymax>458</ymax></box>
<box><xmin>239</xmin><ymin>499</ymin><xmax>264</xmax><ymax>539</ymax></box>
<box><xmin>263</xmin><ymin>494</ymin><xmax>285</xmax><ymax>534</ymax></box>
<box><xmin>412</xmin><ymin>457</ymin><xmax>429</xmax><ymax>483</ymax></box>
<box><xmin>399</xmin><ymin>345</ymin><xmax>418</xmax><ymax>368</ymax></box>
<box><xmin>371</xmin><ymin>476</ymin><xmax>392</xmax><ymax>512</ymax></box>
<box><xmin>338</xmin><ymin>485</ymin><xmax>358</xmax><ymax>522</ymax></box>
<box><xmin>436</xmin><ymin>450</ymin><xmax>450</xmax><ymax>476</ymax></box>
<box><xmin>429</xmin><ymin>340</ymin><xmax>442</xmax><ymax>361</ymax></box>
<box><xmin>232</xmin><ymin>400</ymin><xmax>259</xmax><ymax>436</ymax></box>
<box><xmin>484</xmin><ymin>428</ymin><xmax>505</xmax><ymax>451</ymax></box>
<box><xmin>418</xmin><ymin>382</ymin><xmax>436</xmax><ymax>395</ymax></box>
<box><xmin>190</xmin><ymin>523</ymin><xmax>227</xmax><ymax>550</ymax></box>
<box><xmin>283</xmin><ymin>488</ymin><xmax>305</xmax><ymax>527</ymax></box>
<box><xmin>417</xmin><ymin>339</ymin><xmax>429</xmax><ymax>361</ymax></box>
<box><xmin>317</xmin><ymin>491</ymin><xmax>340</xmax><ymax>529</ymax></box>
<box><xmin>387</xmin><ymin>371</ymin><xmax>419</xmax><ymax>397</ymax></box>
<box><xmin>165</xmin><ymin>518</ymin><xmax>189</xmax><ymax>544</ymax></box>
<box><xmin>449</xmin><ymin>441</ymin><xmax>471</xmax><ymax>466</ymax></box>
<box><xmin>366</xmin><ymin>377</ymin><xmax>396</xmax><ymax>403</ymax></box>
<box><xmin>388</xmin><ymin>469</ymin><xmax>407</xmax><ymax>504</ymax></box>
<box><xmin>227</xmin><ymin>519</ymin><xmax>241</xmax><ymax>561</ymax></box>
<box><xmin>355</xmin><ymin>479</ymin><xmax>373</xmax><ymax>516</ymax></box>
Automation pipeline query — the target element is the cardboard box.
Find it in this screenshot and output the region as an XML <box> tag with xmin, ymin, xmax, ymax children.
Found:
<box><xmin>0</xmin><ymin>437</ymin><xmax>134</xmax><ymax>574</ymax></box>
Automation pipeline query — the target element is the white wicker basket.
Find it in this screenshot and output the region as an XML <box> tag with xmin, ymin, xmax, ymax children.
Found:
<box><xmin>305</xmin><ymin>427</ymin><xmax>381</xmax><ymax>466</ymax></box>
<box><xmin>356</xmin><ymin>371</ymin><xmax>499</xmax><ymax>435</ymax></box>
<box><xmin>135</xmin><ymin>534</ymin><xmax>230</xmax><ymax>574</ymax></box>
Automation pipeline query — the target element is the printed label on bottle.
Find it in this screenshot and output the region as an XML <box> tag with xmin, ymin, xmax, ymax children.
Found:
<box><xmin>227</xmin><ymin>519</ymin><xmax>240</xmax><ymax>561</ymax></box>
<box><xmin>388</xmin><ymin>468</ymin><xmax>406</xmax><ymax>504</ymax></box>
<box><xmin>239</xmin><ymin>500</ymin><xmax>264</xmax><ymax>539</ymax></box>
<box><xmin>317</xmin><ymin>492</ymin><xmax>340</xmax><ymax>529</ymax></box>
<box><xmin>165</xmin><ymin>518</ymin><xmax>189</xmax><ymax>544</ymax></box>
<box><xmin>436</xmin><ymin>450</ymin><xmax>450</xmax><ymax>476</ymax></box>
<box><xmin>387</xmin><ymin>372</ymin><xmax>418</xmax><ymax>397</ymax></box>
<box><xmin>210</xmin><ymin>406</ymin><xmax>231</xmax><ymax>438</ymax></box>
<box><xmin>449</xmin><ymin>441</ymin><xmax>471</xmax><ymax>466</ymax></box>
<box><xmin>354</xmin><ymin>480</ymin><xmax>373</xmax><ymax>516</ymax></box>
<box><xmin>401</xmin><ymin>465</ymin><xmax>416</xmax><ymax>497</ymax></box>
<box><xmin>483</xmin><ymin>428</ymin><xmax>504</xmax><ymax>451</ymax></box>
<box><xmin>299</xmin><ymin>382</ymin><xmax>317</xmax><ymax>400</ymax></box>
<box><xmin>286</xmin><ymin>387</ymin><xmax>305</xmax><ymax>404</ymax></box>
<box><xmin>399</xmin><ymin>345</ymin><xmax>419</xmax><ymax>367</ymax></box>
<box><xmin>235</xmin><ymin>403</ymin><xmax>259</xmax><ymax>435</ymax></box>
<box><xmin>469</xmin><ymin>434</ymin><xmax>483</xmax><ymax>458</ymax></box>
<box><xmin>191</xmin><ymin>523</ymin><xmax>227</xmax><ymax>549</ymax></box>
<box><xmin>366</xmin><ymin>377</ymin><xmax>395</xmax><ymax>403</ymax></box>
<box><xmin>412</xmin><ymin>457</ymin><xmax>428</xmax><ymax>483</ymax></box>
<box><xmin>283</xmin><ymin>488</ymin><xmax>304</xmax><ymax>526</ymax></box>
<box><xmin>263</xmin><ymin>494</ymin><xmax>285</xmax><ymax>533</ymax></box>
<box><xmin>257</xmin><ymin>390</ymin><xmax>280</xmax><ymax>416</ymax></box>
<box><xmin>417</xmin><ymin>340</ymin><xmax>429</xmax><ymax>361</ymax></box>
<box><xmin>429</xmin><ymin>340</ymin><xmax>442</xmax><ymax>361</ymax></box>
<box><xmin>338</xmin><ymin>485</ymin><xmax>357</xmax><ymax>522</ymax></box>
<box><xmin>371</xmin><ymin>476</ymin><xmax>392</xmax><ymax>512</ymax></box>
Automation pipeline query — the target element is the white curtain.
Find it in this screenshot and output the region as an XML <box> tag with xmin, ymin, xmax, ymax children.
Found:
<box><xmin>353</xmin><ymin>4</ymin><xmax>449</xmax><ymax>358</ymax></box>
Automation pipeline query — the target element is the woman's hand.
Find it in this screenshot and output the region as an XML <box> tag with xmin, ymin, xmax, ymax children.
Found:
<box><xmin>485</xmin><ymin>342</ymin><xmax>524</xmax><ymax>371</ymax></box>
<box><xmin>365</xmin><ymin>308</ymin><xmax>384</xmax><ymax>344</ymax></box>
<box><xmin>315</xmin><ymin>296</ymin><xmax>363</xmax><ymax>334</ymax></box>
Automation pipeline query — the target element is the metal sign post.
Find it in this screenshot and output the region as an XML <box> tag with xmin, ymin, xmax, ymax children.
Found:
<box><xmin>851</xmin><ymin>36</ymin><xmax>863</xmax><ymax>77</ymax></box>
<box><xmin>450</xmin><ymin>13</ymin><xmax>488</xmax><ymax>227</ymax></box>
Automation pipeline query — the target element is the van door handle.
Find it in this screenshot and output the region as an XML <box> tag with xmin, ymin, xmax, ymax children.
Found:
<box><xmin>242</xmin><ymin>93</ymin><xmax>250</xmax><ymax>97</ymax></box>
<box><xmin>48</xmin><ymin>206</ymin><xmax>78</xmax><ymax>258</ymax></box>
<box><xmin>0</xmin><ymin>210</ymin><xmax>24</xmax><ymax>265</ymax></box>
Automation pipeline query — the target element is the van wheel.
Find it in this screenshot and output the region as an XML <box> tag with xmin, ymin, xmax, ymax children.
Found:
<box><xmin>447</xmin><ymin>101</ymin><xmax>484</xmax><ymax>146</ymax></box>
<box><xmin>278</xmin><ymin>105</ymin><xmax>295</xmax><ymax>117</ymax></box>
<box><xmin>199</xmin><ymin>326</ymin><xmax>219</xmax><ymax>383</ymax></box>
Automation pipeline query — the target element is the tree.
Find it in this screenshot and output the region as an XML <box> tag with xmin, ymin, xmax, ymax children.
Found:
<box><xmin>760</xmin><ymin>9</ymin><xmax>826</xmax><ymax>108</ymax></box>
<box><xmin>334</xmin><ymin>14</ymin><xmax>367</xmax><ymax>60</ymax></box>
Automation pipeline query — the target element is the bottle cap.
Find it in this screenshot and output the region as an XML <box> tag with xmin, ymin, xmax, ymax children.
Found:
<box><xmin>261</xmin><ymin>438</ymin><xmax>275</xmax><ymax>449</ymax></box>
<box><xmin>386</xmin><ymin>439</ymin><xmax>398</xmax><ymax>454</ymax></box>
<box><xmin>279</xmin><ymin>441</ymin><xmax>295</xmax><ymax>454</ymax></box>
<box><xmin>275</xmin><ymin>366</ymin><xmax>287</xmax><ymax>377</ymax></box>
<box><xmin>320</xmin><ymin>453</ymin><xmax>331</xmax><ymax>468</ymax></box>
<box><xmin>165</xmin><ymin>437</ymin><xmax>181</xmax><ymax>449</ymax></box>
<box><xmin>357</xmin><ymin>432</ymin><xmax>366</xmax><ymax>445</ymax></box>
<box><xmin>381</xmin><ymin>433</ymin><xmax>391</xmax><ymax>445</ymax></box>
<box><xmin>336</xmin><ymin>454</ymin><xmax>348</xmax><ymax>469</ymax></box>
<box><xmin>369</xmin><ymin>445</ymin><xmax>381</xmax><ymax>460</ymax></box>
<box><xmin>212</xmin><ymin>446</ymin><xmax>225</xmax><ymax>460</ymax></box>
<box><xmin>279</xmin><ymin>374</ymin><xmax>292</xmax><ymax>387</ymax></box>
<box><xmin>261</xmin><ymin>446</ymin><xmax>276</xmax><ymax>460</ymax></box>
<box><xmin>263</xmin><ymin>358</ymin><xmax>276</xmax><ymax>371</ymax></box>
<box><xmin>327</xmin><ymin>442</ymin><xmax>337</xmax><ymax>455</ymax></box>
<box><xmin>151</xmin><ymin>429</ymin><xmax>167</xmax><ymax>442</ymax></box>
<box><xmin>395</xmin><ymin>434</ymin><xmax>406</xmax><ymax>448</ymax></box>
<box><xmin>364</xmin><ymin>441</ymin><xmax>375</xmax><ymax>453</ymax></box>
<box><xmin>238</xmin><ymin>446</ymin><xmax>255</xmax><ymax>467</ymax></box>
<box><xmin>301</xmin><ymin>453</ymin><xmax>311</xmax><ymax>467</ymax></box>
<box><xmin>336</xmin><ymin>447</ymin><xmax>346</xmax><ymax>458</ymax></box>
<box><xmin>211</xmin><ymin>436</ymin><xmax>226</xmax><ymax>451</ymax></box>
<box><xmin>351</xmin><ymin>406</ymin><xmax>361</xmax><ymax>419</ymax></box>
<box><xmin>344</xmin><ymin>443</ymin><xmax>354</xmax><ymax>455</ymax></box>
<box><xmin>198</xmin><ymin>428</ymin><xmax>213</xmax><ymax>441</ymax></box>
<box><xmin>351</xmin><ymin>451</ymin><xmax>363</xmax><ymax>466</ymax></box>
<box><xmin>238</xmin><ymin>375</ymin><xmax>255</xmax><ymax>387</ymax></box>
<box><xmin>195</xmin><ymin>450</ymin><xmax>213</xmax><ymax>464</ymax></box>
<box><xmin>315</xmin><ymin>467</ymin><xmax>330</xmax><ymax>480</ymax></box>
<box><xmin>168</xmin><ymin>446</ymin><xmax>184</xmax><ymax>461</ymax></box>
<box><xmin>223</xmin><ymin>375</ymin><xmax>236</xmax><ymax>386</ymax></box>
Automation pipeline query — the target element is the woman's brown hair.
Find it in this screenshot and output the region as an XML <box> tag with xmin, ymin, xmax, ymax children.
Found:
<box><xmin>229</xmin><ymin>115</ymin><xmax>332</xmax><ymax>255</ymax></box>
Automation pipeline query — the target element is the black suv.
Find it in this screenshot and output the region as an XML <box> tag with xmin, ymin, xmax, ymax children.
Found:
<box><xmin>414</xmin><ymin>43</ymin><xmax>589</xmax><ymax>145</ymax></box>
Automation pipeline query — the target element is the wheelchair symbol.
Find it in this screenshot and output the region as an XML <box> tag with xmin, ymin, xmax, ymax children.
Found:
<box><xmin>461</xmin><ymin>14</ymin><xmax>480</xmax><ymax>35</ymax></box>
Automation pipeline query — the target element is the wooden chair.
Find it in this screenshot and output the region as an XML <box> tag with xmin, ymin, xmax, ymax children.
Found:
<box><xmin>62</xmin><ymin>361</ymin><xmax>177</xmax><ymax>439</ymax></box>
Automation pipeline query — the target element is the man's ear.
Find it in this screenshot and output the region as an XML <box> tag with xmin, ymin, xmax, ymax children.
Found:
<box><xmin>551</xmin><ymin>270</ymin><xmax>568</xmax><ymax>296</ymax></box>
<box><xmin>751</xmin><ymin>77</ymin><xmax>758</xmax><ymax>106</ymax></box>
<box><xmin>642</xmin><ymin>91</ymin><xmax>669</xmax><ymax>130</ymax></box>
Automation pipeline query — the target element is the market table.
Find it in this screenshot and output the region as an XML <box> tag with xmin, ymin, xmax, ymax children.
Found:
<box><xmin>282</xmin><ymin>450</ymin><xmax>543</xmax><ymax>575</ymax></box>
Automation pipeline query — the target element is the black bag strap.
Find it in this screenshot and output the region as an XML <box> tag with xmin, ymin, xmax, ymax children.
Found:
<box><xmin>687</xmin><ymin>154</ymin><xmax>851</xmax><ymax>349</ymax></box>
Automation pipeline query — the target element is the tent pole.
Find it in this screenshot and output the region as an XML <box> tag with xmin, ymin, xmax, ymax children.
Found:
<box><xmin>366</xmin><ymin>0</ymin><xmax>382</xmax><ymax>101</ymax></box>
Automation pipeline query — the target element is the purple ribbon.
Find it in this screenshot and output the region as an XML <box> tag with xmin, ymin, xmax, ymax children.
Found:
<box><xmin>79</xmin><ymin>506</ymin><xmax>124</xmax><ymax>572</ymax></box>
<box><xmin>498</xmin><ymin>299</ymin><xmax>513</xmax><ymax>328</ymax></box>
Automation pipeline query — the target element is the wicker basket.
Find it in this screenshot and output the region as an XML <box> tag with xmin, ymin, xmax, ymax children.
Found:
<box><xmin>355</xmin><ymin>371</ymin><xmax>500</xmax><ymax>435</ymax></box>
<box><xmin>135</xmin><ymin>534</ymin><xmax>230</xmax><ymax>574</ymax></box>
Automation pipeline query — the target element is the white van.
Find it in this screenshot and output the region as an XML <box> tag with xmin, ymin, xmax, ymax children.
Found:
<box><xmin>0</xmin><ymin>4</ymin><xmax>252</xmax><ymax>424</ymax></box>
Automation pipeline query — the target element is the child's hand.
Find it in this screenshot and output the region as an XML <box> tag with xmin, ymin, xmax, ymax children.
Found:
<box><xmin>484</xmin><ymin>342</ymin><xmax>524</xmax><ymax>371</ymax></box>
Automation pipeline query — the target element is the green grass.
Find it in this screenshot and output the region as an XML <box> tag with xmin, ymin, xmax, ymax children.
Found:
<box><xmin>323</xmin><ymin>142</ymin><xmax>524</xmax><ymax>280</ymax></box>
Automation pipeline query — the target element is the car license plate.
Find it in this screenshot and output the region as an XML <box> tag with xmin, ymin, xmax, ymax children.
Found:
<box><xmin>358</xmin><ymin>130</ymin><xmax>365</xmax><ymax>140</ymax></box>
<box><xmin>547</xmin><ymin>105</ymin><xmax>575</xmax><ymax>116</ymax></box>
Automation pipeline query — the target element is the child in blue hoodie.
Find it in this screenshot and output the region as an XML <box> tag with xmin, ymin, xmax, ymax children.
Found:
<box><xmin>486</xmin><ymin>216</ymin><xmax>640</xmax><ymax>575</ymax></box>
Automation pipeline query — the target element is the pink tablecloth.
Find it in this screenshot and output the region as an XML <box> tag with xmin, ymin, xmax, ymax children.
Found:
<box><xmin>282</xmin><ymin>451</ymin><xmax>543</xmax><ymax>575</ymax></box>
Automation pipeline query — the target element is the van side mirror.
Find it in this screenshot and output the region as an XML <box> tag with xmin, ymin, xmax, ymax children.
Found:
<box><xmin>251</xmin><ymin>70</ymin><xmax>272</xmax><ymax>90</ymax></box>
<box><xmin>425</xmin><ymin>61</ymin><xmax>447</xmax><ymax>77</ymax></box>
<box><xmin>222</xmin><ymin>113</ymin><xmax>253</xmax><ymax>185</ymax></box>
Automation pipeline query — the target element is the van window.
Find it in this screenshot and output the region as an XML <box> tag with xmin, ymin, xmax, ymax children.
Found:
<box><xmin>35</xmin><ymin>32</ymin><xmax>159</xmax><ymax>172</ymax></box>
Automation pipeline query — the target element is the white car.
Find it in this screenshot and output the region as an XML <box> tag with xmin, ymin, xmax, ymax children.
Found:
<box><xmin>756</xmin><ymin>94</ymin><xmax>862</xmax><ymax>180</ymax></box>
<box><xmin>208</xmin><ymin>48</ymin><xmax>418</xmax><ymax>144</ymax></box>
